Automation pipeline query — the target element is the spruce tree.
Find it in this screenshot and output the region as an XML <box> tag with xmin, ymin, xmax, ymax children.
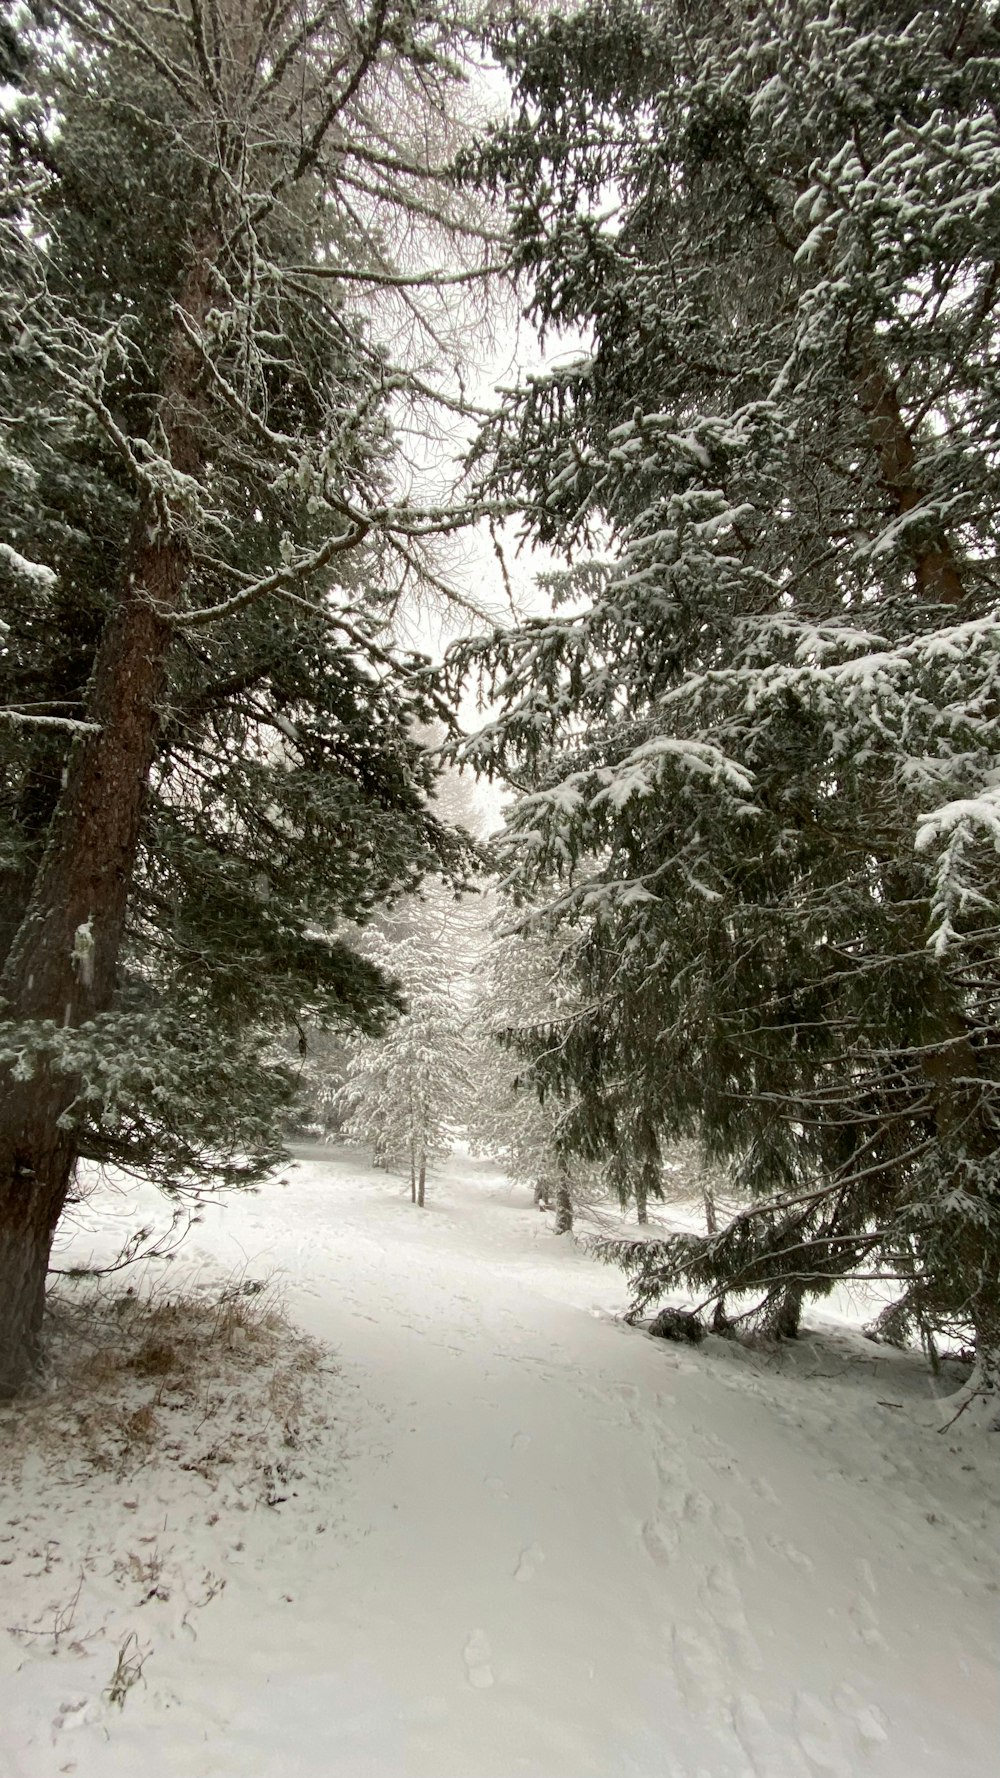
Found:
<box><xmin>0</xmin><ymin>0</ymin><xmax>496</xmax><ymax>1393</ymax></box>
<box><xmin>338</xmin><ymin>880</ymin><xmax>476</xmax><ymax>1203</ymax></box>
<box><xmin>452</xmin><ymin>1</ymin><xmax>1000</xmax><ymax>1417</ymax></box>
<box><xmin>466</xmin><ymin>917</ymin><xmax>606</xmax><ymax>1233</ymax></box>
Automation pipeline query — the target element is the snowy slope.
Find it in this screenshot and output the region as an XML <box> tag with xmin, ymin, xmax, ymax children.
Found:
<box><xmin>2</xmin><ymin>1145</ymin><xmax>998</xmax><ymax>1778</ymax></box>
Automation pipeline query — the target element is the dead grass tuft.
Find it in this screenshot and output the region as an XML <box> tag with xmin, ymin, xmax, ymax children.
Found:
<box><xmin>0</xmin><ymin>1271</ymin><xmax>332</xmax><ymax>1501</ymax></box>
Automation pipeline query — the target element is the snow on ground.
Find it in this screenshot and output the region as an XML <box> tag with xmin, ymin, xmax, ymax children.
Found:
<box><xmin>2</xmin><ymin>1144</ymin><xmax>999</xmax><ymax>1778</ymax></box>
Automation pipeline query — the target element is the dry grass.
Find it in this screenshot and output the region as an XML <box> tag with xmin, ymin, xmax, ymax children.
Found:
<box><xmin>1</xmin><ymin>1272</ymin><xmax>332</xmax><ymax>1501</ymax></box>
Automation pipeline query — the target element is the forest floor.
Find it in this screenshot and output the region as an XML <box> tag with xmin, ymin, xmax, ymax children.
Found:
<box><xmin>1</xmin><ymin>1144</ymin><xmax>998</xmax><ymax>1778</ymax></box>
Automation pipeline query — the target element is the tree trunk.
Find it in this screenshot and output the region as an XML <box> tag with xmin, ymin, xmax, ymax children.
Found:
<box><xmin>969</xmin><ymin>1314</ymin><xmax>1000</xmax><ymax>1429</ymax></box>
<box><xmin>765</xmin><ymin>1280</ymin><xmax>805</xmax><ymax>1340</ymax></box>
<box><xmin>0</xmin><ymin>1069</ymin><xmax>77</xmax><ymax>1397</ymax></box>
<box><xmin>711</xmin><ymin>1297</ymin><xmax>731</xmax><ymax>1335</ymax></box>
<box><xmin>941</xmin><ymin>1307</ymin><xmax>1000</xmax><ymax>1432</ymax></box>
<box><xmin>553</xmin><ymin>1168</ymin><xmax>573</xmax><ymax>1235</ymax></box>
<box><xmin>0</xmin><ymin>241</ymin><xmax>215</xmax><ymax>1394</ymax></box>
<box><xmin>703</xmin><ymin>1179</ymin><xmax>718</xmax><ymax>1235</ymax></box>
<box><xmin>855</xmin><ymin>350</ymin><xmax>964</xmax><ymax>606</ymax></box>
<box><xmin>410</xmin><ymin>1147</ymin><xmax>416</xmax><ymax>1202</ymax></box>
<box><xmin>635</xmin><ymin>1178</ymin><xmax>648</xmax><ymax>1224</ymax></box>
<box><xmin>417</xmin><ymin>1157</ymin><xmax>426</xmax><ymax>1209</ymax></box>
<box><xmin>533</xmin><ymin>1181</ymin><xmax>549</xmax><ymax>1211</ymax></box>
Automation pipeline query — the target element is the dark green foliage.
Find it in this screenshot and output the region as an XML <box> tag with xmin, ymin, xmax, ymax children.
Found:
<box><xmin>647</xmin><ymin>1307</ymin><xmax>705</xmax><ymax>1345</ymax></box>
<box><xmin>0</xmin><ymin>0</ymin><xmax>482</xmax><ymax>1193</ymax></box>
<box><xmin>453</xmin><ymin>0</ymin><xmax>1000</xmax><ymax>1382</ymax></box>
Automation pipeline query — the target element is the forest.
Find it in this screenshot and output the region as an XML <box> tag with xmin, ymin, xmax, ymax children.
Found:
<box><xmin>4</xmin><ymin>0</ymin><xmax>999</xmax><ymax>1411</ymax></box>
<box><xmin>1</xmin><ymin>3</ymin><xmax>999</xmax><ymax>1772</ymax></box>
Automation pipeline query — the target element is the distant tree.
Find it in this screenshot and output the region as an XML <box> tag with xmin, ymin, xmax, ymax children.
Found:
<box><xmin>467</xmin><ymin>918</ymin><xmax>605</xmax><ymax>1235</ymax></box>
<box><xmin>338</xmin><ymin>881</ymin><xmax>478</xmax><ymax>1204</ymax></box>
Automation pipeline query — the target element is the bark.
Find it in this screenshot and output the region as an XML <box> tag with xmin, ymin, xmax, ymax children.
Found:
<box><xmin>0</xmin><ymin>1071</ymin><xmax>75</xmax><ymax>1397</ymax></box>
<box><xmin>710</xmin><ymin>1298</ymin><xmax>731</xmax><ymax>1336</ymax></box>
<box><xmin>703</xmin><ymin>1180</ymin><xmax>718</xmax><ymax>1235</ymax></box>
<box><xmin>919</xmin><ymin>987</ymin><xmax>1000</xmax><ymax>1389</ymax></box>
<box><xmin>635</xmin><ymin>1178</ymin><xmax>648</xmax><ymax>1224</ymax></box>
<box><xmin>417</xmin><ymin>1157</ymin><xmax>426</xmax><ymax>1209</ymax></box>
<box><xmin>763</xmin><ymin>1280</ymin><xmax>805</xmax><ymax>1340</ymax></box>
<box><xmin>970</xmin><ymin>1318</ymin><xmax>1000</xmax><ymax>1427</ymax></box>
<box><xmin>855</xmin><ymin>354</ymin><xmax>964</xmax><ymax>606</ymax></box>
<box><xmin>941</xmin><ymin>1312</ymin><xmax>1000</xmax><ymax>1432</ymax></box>
<box><xmin>553</xmin><ymin>1168</ymin><xmax>573</xmax><ymax>1235</ymax></box>
<box><xmin>0</xmin><ymin>241</ymin><xmax>215</xmax><ymax>1394</ymax></box>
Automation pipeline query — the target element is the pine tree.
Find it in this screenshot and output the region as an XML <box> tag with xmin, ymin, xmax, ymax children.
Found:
<box><xmin>466</xmin><ymin>917</ymin><xmax>606</xmax><ymax>1234</ymax></box>
<box><xmin>451</xmin><ymin>1</ymin><xmax>1000</xmax><ymax>1418</ymax></box>
<box><xmin>0</xmin><ymin>0</ymin><xmax>498</xmax><ymax>1393</ymax></box>
<box><xmin>338</xmin><ymin>880</ymin><xmax>477</xmax><ymax>1203</ymax></box>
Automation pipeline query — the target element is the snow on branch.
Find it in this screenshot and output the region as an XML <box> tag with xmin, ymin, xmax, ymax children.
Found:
<box><xmin>172</xmin><ymin>524</ymin><xmax>369</xmax><ymax>628</ymax></box>
<box><xmin>287</xmin><ymin>261</ymin><xmax>508</xmax><ymax>287</ymax></box>
<box><xmin>0</xmin><ymin>709</ymin><xmax>100</xmax><ymax>733</ymax></box>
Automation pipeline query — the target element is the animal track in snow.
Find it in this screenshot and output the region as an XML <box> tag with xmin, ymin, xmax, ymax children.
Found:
<box><xmin>484</xmin><ymin>1476</ymin><xmax>509</xmax><ymax>1500</ymax></box>
<box><xmin>52</xmin><ymin>1697</ymin><xmax>101</xmax><ymax>1735</ymax></box>
<box><xmin>463</xmin><ymin>1629</ymin><xmax>494</xmax><ymax>1689</ymax></box>
<box><xmin>514</xmin><ymin>1543</ymin><xmax>544</xmax><ymax>1582</ymax></box>
<box><xmin>511</xmin><ymin>1431</ymin><xmax>531</xmax><ymax>1454</ymax></box>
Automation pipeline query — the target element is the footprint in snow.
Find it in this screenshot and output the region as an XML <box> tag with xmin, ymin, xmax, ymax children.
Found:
<box><xmin>484</xmin><ymin>1476</ymin><xmax>510</xmax><ymax>1501</ymax></box>
<box><xmin>832</xmin><ymin>1682</ymin><xmax>890</xmax><ymax>1750</ymax></box>
<box><xmin>700</xmin><ymin>1565</ymin><xmax>763</xmax><ymax>1671</ymax></box>
<box><xmin>713</xmin><ymin>1500</ymin><xmax>753</xmax><ymax>1563</ymax></box>
<box><xmin>855</xmin><ymin>1557</ymin><xmax>878</xmax><ymax>1597</ymax></box>
<box><xmin>730</xmin><ymin>1691</ymin><xmax>788</xmax><ymax>1778</ymax></box>
<box><xmin>682</xmin><ymin>1489</ymin><xmax>712</xmax><ymax>1527</ymax></box>
<box><xmin>511</xmin><ymin>1431</ymin><xmax>531</xmax><ymax>1453</ymax></box>
<box><xmin>514</xmin><ymin>1543</ymin><xmax>545</xmax><ymax>1582</ymax></box>
<box><xmin>848</xmin><ymin>1595</ymin><xmax>887</xmax><ymax>1650</ymax></box>
<box><xmin>794</xmin><ymin>1691</ymin><xmax>852</xmax><ymax>1776</ymax></box>
<box><xmin>640</xmin><ymin>1517</ymin><xmax>678</xmax><ymax>1565</ymax></box>
<box><xmin>748</xmin><ymin>1475</ymin><xmax>781</xmax><ymax>1507</ymax></box>
<box><xmin>766</xmin><ymin>1533</ymin><xmax>815</xmax><ymax>1574</ymax></box>
<box><xmin>463</xmin><ymin>1629</ymin><xmax>494</xmax><ymax>1689</ymax></box>
<box><xmin>52</xmin><ymin>1698</ymin><xmax>101</xmax><ymax>1735</ymax></box>
<box><xmin>670</xmin><ymin>1624</ymin><xmax>728</xmax><ymax>1713</ymax></box>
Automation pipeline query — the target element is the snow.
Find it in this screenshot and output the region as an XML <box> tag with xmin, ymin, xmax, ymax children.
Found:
<box><xmin>2</xmin><ymin>1145</ymin><xmax>999</xmax><ymax>1778</ymax></box>
<box><xmin>0</xmin><ymin>543</ymin><xmax>57</xmax><ymax>591</ymax></box>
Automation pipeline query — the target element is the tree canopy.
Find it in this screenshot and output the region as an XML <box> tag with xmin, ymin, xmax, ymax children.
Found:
<box><xmin>450</xmin><ymin>0</ymin><xmax>1000</xmax><ymax>1406</ymax></box>
<box><xmin>0</xmin><ymin>0</ymin><xmax>496</xmax><ymax>1391</ymax></box>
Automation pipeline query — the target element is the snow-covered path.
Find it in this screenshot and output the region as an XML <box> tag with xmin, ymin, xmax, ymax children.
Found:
<box><xmin>5</xmin><ymin>1147</ymin><xmax>1000</xmax><ymax>1776</ymax></box>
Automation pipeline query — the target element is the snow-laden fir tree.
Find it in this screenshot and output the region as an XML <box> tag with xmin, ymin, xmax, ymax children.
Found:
<box><xmin>338</xmin><ymin>879</ymin><xmax>479</xmax><ymax>1204</ymax></box>
<box><xmin>0</xmin><ymin>0</ymin><xmax>500</xmax><ymax>1393</ymax></box>
<box><xmin>467</xmin><ymin>915</ymin><xmax>607</xmax><ymax>1235</ymax></box>
<box><xmin>449</xmin><ymin>1</ymin><xmax>1000</xmax><ymax>1416</ymax></box>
